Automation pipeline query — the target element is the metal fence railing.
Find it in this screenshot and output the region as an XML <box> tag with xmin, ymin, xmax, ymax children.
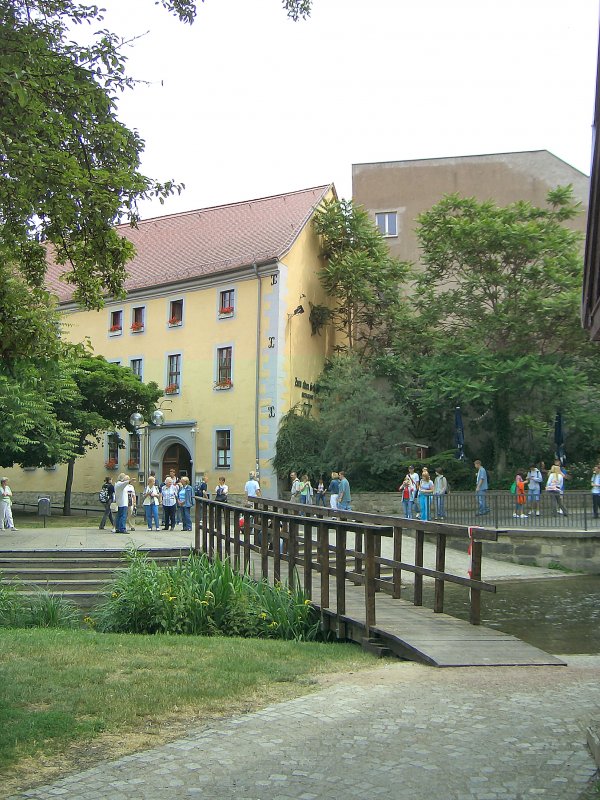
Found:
<box><xmin>388</xmin><ymin>490</ymin><xmax>598</xmax><ymax>531</ymax></box>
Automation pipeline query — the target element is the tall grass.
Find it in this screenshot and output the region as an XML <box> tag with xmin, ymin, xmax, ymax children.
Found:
<box><xmin>93</xmin><ymin>549</ymin><xmax>323</xmax><ymax>640</ymax></box>
<box><xmin>0</xmin><ymin>577</ymin><xmax>79</xmax><ymax>629</ymax></box>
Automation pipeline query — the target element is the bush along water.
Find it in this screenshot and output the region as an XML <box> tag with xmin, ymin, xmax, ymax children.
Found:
<box><xmin>92</xmin><ymin>549</ymin><xmax>323</xmax><ymax>640</ymax></box>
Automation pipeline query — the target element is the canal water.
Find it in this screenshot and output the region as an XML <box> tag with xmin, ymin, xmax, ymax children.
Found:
<box><xmin>424</xmin><ymin>574</ymin><xmax>600</xmax><ymax>654</ymax></box>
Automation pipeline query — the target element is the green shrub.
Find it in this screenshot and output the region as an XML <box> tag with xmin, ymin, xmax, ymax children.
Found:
<box><xmin>93</xmin><ymin>549</ymin><xmax>322</xmax><ymax>641</ymax></box>
<box><xmin>0</xmin><ymin>579</ymin><xmax>27</xmax><ymax>627</ymax></box>
<box><xmin>26</xmin><ymin>593</ymin><xmax>80</xmax><ymax>629</ymax></box>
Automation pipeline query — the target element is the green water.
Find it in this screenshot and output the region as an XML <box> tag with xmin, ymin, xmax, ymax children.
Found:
<box><xmin>424</xmin><ymin>575</ymin><xmax>600</xmax><ymax>654</ymax></box>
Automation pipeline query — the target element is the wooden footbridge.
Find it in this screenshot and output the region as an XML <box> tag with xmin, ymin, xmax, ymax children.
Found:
<box><xmin>195</xmin><ymin>497</ymin><xmax>565</xmax><ymax>668</ymax></box>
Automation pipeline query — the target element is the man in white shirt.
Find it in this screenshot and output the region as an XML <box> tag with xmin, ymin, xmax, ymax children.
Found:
<box><xmin>244</xmin><ymin>472</ymin><xmax>261</xmax><ymax>505</ymax></box>
<box><xmin>114</xmin><ymin>474</ymin><xmax>131</xmax><ymax>533</ymax></box>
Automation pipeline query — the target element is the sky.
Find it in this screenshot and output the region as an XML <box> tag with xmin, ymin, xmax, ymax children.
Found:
<box><xmin>96</xmin><ymin>0</ymin><xmax>600</xmax><ymax>219</ymax></box>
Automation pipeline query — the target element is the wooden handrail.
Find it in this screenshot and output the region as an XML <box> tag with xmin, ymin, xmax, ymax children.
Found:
<box><xmin>194</xmin><ymin>497</ymin><xmax>497</xmax><ymax>635</ymax></box>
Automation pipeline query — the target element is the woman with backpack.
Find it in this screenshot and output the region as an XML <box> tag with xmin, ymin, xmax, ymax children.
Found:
<box><xmin>98</xmin><ymin>476</ymin><xmax>115</xmax><ymax>530</ymax></box>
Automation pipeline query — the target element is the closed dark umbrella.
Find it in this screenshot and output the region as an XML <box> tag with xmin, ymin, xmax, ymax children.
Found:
<box><xmin>454</xmin><ymin>406</ymin><xmax>465</xmax><ymax>461</ymax></box>
<box><xmin>554</xmin><ymin>412</ymin><xmax>566</xmax><ymax>465</ymax></box>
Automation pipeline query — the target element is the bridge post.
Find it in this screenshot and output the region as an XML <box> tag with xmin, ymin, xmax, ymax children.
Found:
<box><xmin>335</xmin><ymin>527</ymin><xmax>347</xmax><ymax>636</ymax></box>
<box><xmin>243</xmin><ymin>513</ymin><xmax>251</xmax><ymax>572</ymax></box>
<box><xmin>470</xmin><ymin>540</ymin><xmax>482</xmax><ymax>625</ymax></box>
<box><xmin>434</xmin><ymin>532</ymin><xmax>446</xmax><ymax>613</ymax></box>
<box><xmin>303</xmin><ymin>521</ymin><xmax>313</xmax><ymax>599</ymax></box>
<box><xmin>364</xmin><ymin>531</ymin><xmax>376</xmax><ymax>636</ymax></box>
<box><xmin>273</xmin><ymin>515</ymin><xmax>281</xmax><ymax>584</ymax></box>
<box><xmin>392</xmin><ymin>525</ymin><xmax>402</xmax><ymax>599</ymax></box>
<box><xmin>317</xmin><ymin>521</ymin><xmax>329</xmax><ymax>610</ymax></box>
<box><xmin>288</xmin><ymin>520</ymin><xmax>298</xmax><ymax>588</ymax></box>
<box><xmin>260</xmin><ymin>513</ymin><xmax>269</xmax><ymax>579</ymax></box>
<box><xmin>414</xmin><ymin>529</ymin><xmax>424</xmax><ymax>606</ymax></box>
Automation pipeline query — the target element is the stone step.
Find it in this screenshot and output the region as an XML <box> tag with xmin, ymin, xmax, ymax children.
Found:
<box><xmin>1</xmin><ymin>567</ymin><xmax>123</xmax><ymax>582</ymax></box>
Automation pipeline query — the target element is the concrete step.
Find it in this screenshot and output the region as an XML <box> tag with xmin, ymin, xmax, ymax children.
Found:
<box><xmin>1</xmin><ymin>567</ymin><xmax>123</xmax><ymax>581</ymax></box>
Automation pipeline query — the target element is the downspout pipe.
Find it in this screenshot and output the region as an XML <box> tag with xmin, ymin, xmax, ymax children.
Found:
<box><xmin>253</xmin><ymin>262</ymin><xmax>261</xmax><ymax>478</ymax></box>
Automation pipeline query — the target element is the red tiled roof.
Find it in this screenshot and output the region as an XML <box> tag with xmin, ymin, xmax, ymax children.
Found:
<box><xmin>48</xmin><ymin>184</ymin><xmax>332</xmax><ymax>303</ymax></box>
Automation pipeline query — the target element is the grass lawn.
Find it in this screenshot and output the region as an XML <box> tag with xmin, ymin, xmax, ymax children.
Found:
<box><xmin>0</xmin><ymin>628</ymin><xmax>376</xmax><ymax>795</ymax></box>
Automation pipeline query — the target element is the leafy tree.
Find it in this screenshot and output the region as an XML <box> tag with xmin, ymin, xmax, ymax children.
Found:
<box><xmin>272</xmin><ymin>407</ymin><xmax>326</xmax><ymax>488</ymax></box>
<box><xmin>56</xmin><ymin>355</ymin><xmax>162</xmax><ymax>514</ymax></box>
<box><xmin>316</xmin><ymin>354</ymin><xmax>411</xmax><ymax>480</ymax></box>
<box><xmin>393</xmin><ymin>186</ymin><xmax>600</xmax><ymax>476</ymax></box>
<box><xmin>313</xmin><ymin>199</ymin><xmax>410</xmax><ymax>356</ymax></box>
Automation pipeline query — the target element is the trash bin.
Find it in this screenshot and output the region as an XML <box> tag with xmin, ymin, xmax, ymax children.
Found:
<box><xmin>37</xmin><ymin>497</ymin><xmax>51</xmax><ymax>527</ymax></box>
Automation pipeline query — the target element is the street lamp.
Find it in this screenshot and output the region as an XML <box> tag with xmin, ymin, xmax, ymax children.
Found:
<box><xmin>129</xmin><ymin>409</ymin><xmax>165</xmax><ymax>483</ymax></box>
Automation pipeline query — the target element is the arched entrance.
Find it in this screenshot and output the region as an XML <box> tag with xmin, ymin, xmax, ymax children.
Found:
<box><xmin>162</xmin><ymin>443</ymin><xmax>192</xmax><ymax>480</ymax></box>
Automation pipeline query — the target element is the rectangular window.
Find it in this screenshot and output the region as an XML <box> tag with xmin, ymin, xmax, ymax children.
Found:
<box><xmin>216</xmin><ymin>429</ymin><xmax>231</xmax><ymax>469</ymax></box>
<box><xmin>217</xmin><ymin>346</ymin><xmax>232</xmax><ymax>384</ymax></box>
<box><xmin>129</xmin><ymin>433</ymin><xmax>141</xmax><ymax>467</ymax></box>
<box><xmin>219</xmin><ymin>289</ymin><xmax>235</xmax><ymax>316</ymax></box>
<box><xmin>130</xmin><ymin>358</ymin><xmax>143</xmax><ymax>379</ymax></box>
<box><xmin>375</xmin><ymin>211</ymin><xmax>398</xmax><ymax>237</ymax></box>
<box><xmin>131</xmin><ymin>306</ymin><xmax>145</xmax><ymax>332</ymax></box>
<box><xmin>168</xmin><ymin>299</ymin><xmax>183</xmax><ymax>326</ymax></box>
<box><xmin>166</xmin><ymin>353</ymin><xmax>181</xmax><ymax>393</ymax></box>
<box><xmin>107</xmin><ymin>434</ymin><xmax>119</xmax><ymax>465</ymax></box>
<box><xmin>109</xmin><ymin>309</ymin><xmax>123</xmax><ymax>333</ymax></box>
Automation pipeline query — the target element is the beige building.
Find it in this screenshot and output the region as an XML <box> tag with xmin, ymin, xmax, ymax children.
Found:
<box><xmin>352</xmin><ymin>151</ymin><xmax>589</xmax><ymax>266</ymax></box>
<box><xmin>10</xmin><ymin>184</ymin><xmax>337</xmax><ymax>503</ymax></box>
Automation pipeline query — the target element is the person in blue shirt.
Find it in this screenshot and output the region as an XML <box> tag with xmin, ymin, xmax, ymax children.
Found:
<box><xmin>337</xmin><ymin>471</ymin><xmax>351</xmax><ymax>511</ymax></box>
<box><xmin>474</xmin><ymin>459</ymin><xmax>490</xmax><ymax>515</ymax></box>
<box><xmin>591</xmin><ymin>465</ymin><xmax>600</xmax><ymax>519</ymax></box>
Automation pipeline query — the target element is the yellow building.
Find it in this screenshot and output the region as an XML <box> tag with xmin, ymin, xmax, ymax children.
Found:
<box><xmin>14</xmin><ymin>184</ymin><xmax>336</xmax><ymax>502</ymax></box>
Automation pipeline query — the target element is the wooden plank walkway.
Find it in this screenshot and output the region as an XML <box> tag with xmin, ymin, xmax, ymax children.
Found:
<box><xmin>247</xmin><ymin>550</ymin><xmax>565</xmax><ymax>668</ymax></box>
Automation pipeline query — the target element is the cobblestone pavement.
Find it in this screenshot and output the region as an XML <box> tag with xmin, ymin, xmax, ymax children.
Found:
<box><xmin>10</xmin><ymin>656</ymin><xmax>600</xmax><ymax>800</ymax></box>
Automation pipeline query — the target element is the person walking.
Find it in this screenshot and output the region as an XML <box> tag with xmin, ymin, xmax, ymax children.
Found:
<box><xmin>474</xmin><ymin>460</ymin><xmax>490</xmax><ymax>516</ymax></box>
<box><xmin>290</xmin><ymin>472</ymin><xmax>301</xmax><ymax>503</ymax></box>
<box><xmin>142</xmin><ymin>475</ymin><xmax>160</xmax><ymax>531</ymax></box>
<box><xmin>545</xmin><ymin>464</ymin><xmax>567</xmax><ymax>516</ymax></box>
<box><xmin>299</xmin><ymin>474</ymin><xmax>312</xmax><ymax>505</ymax></box>
<box><xmin>512</xmin><ymin>474</ymin><xmax>527</xmax><ymax>519</ymax></box>
<box><xmin>315</xmin><ymin>477</ymin><xmax>327</xmax><ymax>507</ymax></box>
<box><xmin>98</xmin><ymin>476</ymin><xmax>115</xmax><ymax>530</ymax></box>
<box><xmin>418</xmin><ymin>468</ymin><xmax>434</xmax><ymax>521</ymax></box>
<box><xmin>526</xmin><ymin>463</ymin><xmax>543</xmax><ymax>517</ymax></box>
<box><xmin>114</xmin><ymin>474</ymin><xmax>130</xmax><ymax>534</ymax></box>
<box><xmin>244</xmin><ymin>472</ymin><xmax>261</xmax><ymax>505</ymax></box>
<box><xmin>337</xmin><ymin>471</ymin><xmax>351</xmax><ymax>511</ymax></box>
<box><xmin>126</xmin><ymin>482</ymin><xmax>137</xmax><ymax>531</ymax></box>
<box><xmin>177</xmin><ymin>476</ymin><xmax>195</xmax><ymax>531</ymax></box>
<box><xmin>591</xmin><ymin>465</ymin><xmax>600</xmax><ymax>519</ymax></box>
<box><xmin>161</xmin><ymin>476</ymin><xmax>178</xmax><ymax>530</ymax></box>
<box><xmin>328</xmin><ymin>472</ymin><xmax>340</xmax><ymax>510</ymax></box>
<box><xmin>433</xmin><ymin>467</ymin><xmax>448</xmax><ymax>520</ymax></box>
<box><xmin>399</xmin><ymin>476</ymin><xmax>415</xmax><ymax>519</ymax></box>
<box><xmin>0</xmin><ymin>477</ymin><xmax>17</xmax><ymax>531</ymax></box>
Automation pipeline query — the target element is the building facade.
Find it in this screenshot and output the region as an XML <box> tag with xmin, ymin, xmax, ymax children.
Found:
<box><xmin>353</xmin><ymin>151</ymin><xmax>589</xmax><ymax>266</ymax></box>
<box><xmin>11</xmin><ymin>185</ymin><xmax>336</xmax><ymax>502</ymax></box>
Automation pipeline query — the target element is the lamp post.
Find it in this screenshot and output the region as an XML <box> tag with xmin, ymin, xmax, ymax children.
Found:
<box><xmin>129</xmin><ymin>409</ymin><xmax>165</xmax><ymax>484</ymax></box>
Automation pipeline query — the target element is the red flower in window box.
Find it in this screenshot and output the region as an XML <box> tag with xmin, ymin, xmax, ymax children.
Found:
<box><xmin>214</xmin><ymin>378</ymin><xmax>232</xmax><ymax>389</ymax></box>
<box><xmin>105</xmin><ymin>459</ymin><xmax>118</xmax><ymax>469</ymax></box>
<box><xmin>130</xmin><ymin>321</ymin><xmax>144</xmax><ymax>331</ymax></box>
<box><xmin>168</xmin><ymin>316</ymin><xmax>182</xmax><ymax>326</ymax></box>
<box><xmin>127</xmin><ymin>458</ymin><xmax>139</xmax><ymax>468</ymax></box>
<box><xmin>164</xmin><ymin>384</ymin><xmax>179</xmax><ymax>394</ymax></box>
<box><xmin>109</xmin><ymin>324</ymin><xmax>122</xmax><ymax>332</ymax></box>
<box><xmin>219</xmin><ymin>306</ymin><xmax>234</xmax><ymax>315</ymax></box>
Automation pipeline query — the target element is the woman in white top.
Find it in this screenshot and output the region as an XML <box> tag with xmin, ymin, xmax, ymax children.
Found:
<box><xmin>161</xmin><ymin>476</ymin><xmax>178</xmax><ymax>530</ymax></box>
<box><xmin>545</xmin><ymin>465</ymin><xmax>567</xmax><ymax>516</ymax></box>
<box><xmin>143</xmin><ymin>475</ymin><xmax>161</xmax><ymax>531</ymax></box>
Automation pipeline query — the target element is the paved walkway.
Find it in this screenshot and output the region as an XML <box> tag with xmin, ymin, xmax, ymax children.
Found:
<box><xmin>9</xmin><ymin>657</ymin><xmax>600</xmax><ymax>800</ymax></box>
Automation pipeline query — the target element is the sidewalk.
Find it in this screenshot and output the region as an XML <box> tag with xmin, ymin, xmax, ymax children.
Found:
<box><xmin>9</xmin><ymin>656</ymin><xmax>600</xmax><ymax>800</ymax></box>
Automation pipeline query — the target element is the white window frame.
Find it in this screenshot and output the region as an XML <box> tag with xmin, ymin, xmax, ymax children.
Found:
<box><xmin>375</xmin><ymin>211</ymin><xmax>398</xmax><ymax>238</ymax></box>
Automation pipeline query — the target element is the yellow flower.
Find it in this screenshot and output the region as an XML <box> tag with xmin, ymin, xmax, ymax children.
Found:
<box><xmin>111</xmin><ymin>592</ymin><xmax>119</xmax><ymax>598</ymax></box>
<box><xmin>269</xmin><ymin>621</ymin><xmax>279</xmax><ymax>628</ymax></box>
<box><xmin>304</xmin><ymin>599</ymin><xmax>311</xmax><ymax>605</ymax></box>
<box><xmin>259</xmin><ymin>612</ymin><xmax>268</xmax><ymax>620</ymax></box>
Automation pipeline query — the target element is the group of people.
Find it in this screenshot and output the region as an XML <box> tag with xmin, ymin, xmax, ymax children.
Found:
<box><xmin>99</xmin><ymin>469</ymin><xmax>195</xmax><ymax>533</ymax></box>
<box><xmin>399</xmin><ymin>465</ymin><xmax>448</xmax><ymax>521</ymax></box>
<box><xmin>288</xmin><ymin>471</ymin><xmax>352</xmax><ymax>511</ymax></box>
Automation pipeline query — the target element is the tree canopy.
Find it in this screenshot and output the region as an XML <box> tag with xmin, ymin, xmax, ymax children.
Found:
<box><xmin>381</xmin><ymin>186</ymin><xmax>600</xmax><ymax>476</ymax></box>
<box><xmin>313</xmin><ymin>199</ymin><xmax>410</xmax><ymax>355</ymax></box>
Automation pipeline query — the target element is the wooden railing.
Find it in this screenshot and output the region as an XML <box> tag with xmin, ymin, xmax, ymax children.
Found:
<box><xmin>194</xmin><ymin>496</ymin><xmax>498</xmax><ymax>639</ymax></box>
